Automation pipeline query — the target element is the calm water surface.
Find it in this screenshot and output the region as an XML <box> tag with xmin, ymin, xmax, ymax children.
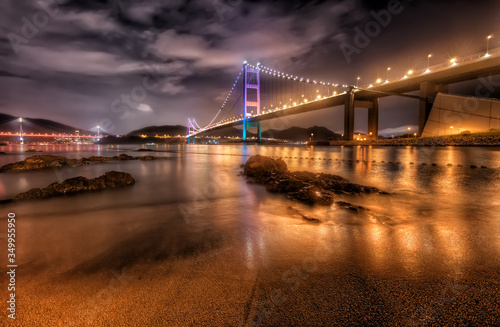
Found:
<box><xmin>0</xmin><ymin>144</ymin><xmax>499</xmax><ymax>325</ymax></box>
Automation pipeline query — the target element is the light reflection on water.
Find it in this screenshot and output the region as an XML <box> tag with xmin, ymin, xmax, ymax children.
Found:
<box><xmin>0</xmin><ymin>144</ymin><xmax>499</xmax><ymax>280</ymax></box>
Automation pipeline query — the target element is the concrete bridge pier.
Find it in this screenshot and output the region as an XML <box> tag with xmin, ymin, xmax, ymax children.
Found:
<box><xmin>243</xmin><ymin>121</ymin><xmax>261</xmax><ymax>141</ymax></box>
<box><xmin>368</xmin><ymin>98</ymin><xmax>379</xmax><ymax>140</ymax></box>
<box><xmin>419</xmin><ymin>82</ymin><xmax>448</xmax><ymax>136</ymax></box>
<box><xmin>343</xmin><ymin>89</ymin><xmax>355</xmax><ymax>140</ymax></box>
<box><xmin>343</xmin><ymin>88</ymin><xmax>379</xmax><ymax>140</ymax></box>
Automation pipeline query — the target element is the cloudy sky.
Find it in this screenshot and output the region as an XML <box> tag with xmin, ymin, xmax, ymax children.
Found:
<box><xmin>0</xmin><ymin>0</ymin><xmax>499</xmax><ymax>135</ymax></box>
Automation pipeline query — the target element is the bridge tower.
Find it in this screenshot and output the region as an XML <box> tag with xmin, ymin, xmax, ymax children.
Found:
<box><xmin>242</xmin><ymin>62</ymin><xmax>261</xmax><ymax>141</ymax></box>
<box><xmin>187</xmin><ymin>119</ymin><xmax>196</xmax><ymax>144</ymax></box>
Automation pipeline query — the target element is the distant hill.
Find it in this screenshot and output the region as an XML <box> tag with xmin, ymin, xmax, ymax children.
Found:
<box><xmin>0</xmin><ymin>113</ymin><xmax>94</xmax><ymax>135</ymax></box>
<box><xmin>262</xmin><ymin>126</ymin><xmax>341</xmax><ymax>141</ymax></box>
<box><xmin>127</xmin><ymin>125</ymin><xmax>187</xmax><ymax>136</ymax></box>
<box><xmin>132</xmin><ymin>124</ymin><xmax>340</xmax><ymax>142</ymax></box>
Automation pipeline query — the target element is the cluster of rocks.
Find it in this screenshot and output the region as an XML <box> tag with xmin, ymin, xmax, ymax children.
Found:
<box><xmin>13</xmin><ymin>171</ymin><xmax>135</xmax><ymax>201</ymax></box>
<box><xmin>329</xmin><ymin>135</ymin><xmax>500</xmax><ymax>147</ymax></box>
<box><xmin>243</xmin><ymin>155</ymin><xmax>387</xmax><ymax>205</ymax></box>
<box><xmin>0</xmin><ymin>154</ymin><xmax>157</xmax><ymax>173</ymax></box>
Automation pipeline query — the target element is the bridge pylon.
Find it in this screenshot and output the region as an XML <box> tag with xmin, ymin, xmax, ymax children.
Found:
<box><xmin>242</xmin><ymin>62</ymin><xmax>261</xmax><ymax>141</ymax></box>
<box><xmin>187</xmin><ymin>118</ymin><xmax>196</xmax><ymax>144</ymax></box>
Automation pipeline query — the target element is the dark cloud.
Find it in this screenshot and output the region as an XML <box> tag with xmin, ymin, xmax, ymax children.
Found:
<box><xmin>0</xmin><ymin>0</ymin><xmax>499</xmax><ymax>134</ymax></box>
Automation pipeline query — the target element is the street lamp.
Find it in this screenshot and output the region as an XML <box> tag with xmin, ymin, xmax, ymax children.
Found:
<box><xmin>356</xmin><ymin>77</ymin><xmax>360</xmax><ymax>88</ymax></box>
<box><xmin>97</xmin><ymin>125</ymin><xmax>101</xmax><ymax>138</ymax></box>
<box><xmin>450</xmin><ymin>126</ymin><xmax>454</xmax><ymax>135</ymax></box>
<box><xmin>426</xmin><ymin>54</ymin><xmax>432</xmax><ymax>72</ymax></box>
<box><xmin>386</xmin><ymin>67</ymin><xmax>390</xmax><ymax>82</ymax></box>
<box><xmin>19</xmin><ymin>117</ymin><xmax>23</xmax><ymax>144</ymax></box>
<box><xmin>486</xmin><ymin>35</ymin><xmax>493</xmax><ymax>56</ymax></box>
<box><xmin>450</xmin><ymin>58</ymin><xmax>457</xmax><ymax>66</ymax></box>
<box><xmin>311</xmin><ymin>133</ymin><xmax>314</xmax><ymax>142</ymax></box>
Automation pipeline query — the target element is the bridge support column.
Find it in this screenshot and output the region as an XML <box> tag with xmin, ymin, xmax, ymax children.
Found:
<box><xmin>187</xmin><ymin>136</ymin><xmax>195</xmax><ymax>144</ymax></box>
<box><xmin>243</xmin><ymin>119</ymin><xmax>247</xmax><ymax>141</ymax></box>
<box><xmin>419</xmin><ymin>82</ymin><xmax>448</xmax><ymax>136</ymax></box>
<box><xmin>368</xmin><ymin>98</ymin><xmax>379</xmax><ymax>140</ymax></box>
<box><xmin>244</xmin><ymin>121</ymin><xmax>261</xmax><ymax>141</ymax></box>
<box><xmin>343</xmin><ymin>88</ymin><xmax>355</xmax><ymax>140</ymax></box>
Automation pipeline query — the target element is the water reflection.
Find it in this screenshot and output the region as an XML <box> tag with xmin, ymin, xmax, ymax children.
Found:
<box><xmin>0</xmin><ymin>144</ymin><xmax>498</xmax><ymax>282</ymax></box>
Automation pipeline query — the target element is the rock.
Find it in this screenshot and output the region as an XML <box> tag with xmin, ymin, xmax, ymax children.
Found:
<box><xmin>242</xmin><ymin>155</ymin><xmax>387</xmax><ymax>206</ymax></box>
<box><xmin>288</xmin><ymin>185</ymin><xmax>334</xmax><ymax>205</ymax></box>
<box><xmin>244</xmin><ymin>155</ymin><xmax>287</xmax><ymax>179</ymax></box>
<box><xmin>14</xmin><ymin>171</ymin><xmax>135</xmax><ymax>201</ymax></box>
<box><xmin>115</xmin><ymin>154</ymin><xmax>135</xmax><ymax>160</ymax></box>
<box><xmin>335</xmin><ymin>201</ymin><xmax>368</xmax><ymax>213</ymax></box>
<box><xmin>82</xmin><ymin>156</ymin><xmax>116</xmax><ymax>162</ymax></box>
<box><xmin>136</xmin><ymin>148</ymin><xmax>154</xmax><ymax>152</ymax></box>
<box><xmin>138</xmin><ymin>156</ymin><xmax>156</xmax><ymax>161</ymax></box>
<box><xmin>0</xmin><ymin>155</ymin><xmax>83</xmax><ymax>172</ymax></box>
<box><xmin>2</xmin><ymin>154</ymin><xmax>161</xmax><ymax>173</ymax></box>
<box><xmin>25</xmin><ymin>149</ymin><xmax>42</xmax><ymax>152</ymax></box>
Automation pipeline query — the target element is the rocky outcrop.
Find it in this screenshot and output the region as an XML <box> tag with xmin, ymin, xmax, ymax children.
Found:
<box><xmin>0</xmin><ymin>155</ymin><xmax>84</xmax><ymax>172</ymax></box>
<box><xmin>329</xmin><ymin>134</ymin><xmax>500</xmax><ymax>146</ymax></box>
<box><xmin>243</xmin><ymin>155</ymin><xmax>387</xmax><ymax>205</ymax></box>
<box><xmin>0</xmin><ymin>154</ymin><xmax>161</xmax><ymax>172</ymax></box>
<box><xmin>82</xmin><ymin>154</ymin><xmax>136</xmax><ymax>162</ymax></box>
<box><xmin>14</xmin><ymin>171</ymin><xmax>135</xmax><ymax>201</ymax></box>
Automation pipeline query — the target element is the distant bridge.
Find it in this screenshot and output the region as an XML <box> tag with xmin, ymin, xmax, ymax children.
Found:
<box><xmin>187</xmin><ymin>45</ymin><xmax>500</xmax><ymax>142</ymax></box>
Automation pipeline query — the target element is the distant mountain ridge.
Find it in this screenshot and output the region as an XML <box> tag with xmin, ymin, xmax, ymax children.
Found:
<box><xmin>0</xmin><ymin>113</ymin><xmax>94</xmax><ymax>135</ymax></box>
<box><xmin>0</xmin><ymin>112</ymin><xmax>341</xmax><ymax>142</ymax></box>
<box><xmin>127</xmin><ymin>125</ymin><xmax>187</xmax><ymax>136</ymax></box>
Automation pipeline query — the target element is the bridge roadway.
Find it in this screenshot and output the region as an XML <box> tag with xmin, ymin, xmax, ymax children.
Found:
<box><xmin>193</xmin><ymin>50</ymin><xmax>500</xmax><ymax>140</ymax></box>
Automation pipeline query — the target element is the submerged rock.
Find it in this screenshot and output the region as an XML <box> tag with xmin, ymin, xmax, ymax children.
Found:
<box><xmin>0</xmin><ymin>155</ymin><xmax>84</xmax><ymax>172</ymax></box>
<box><xmin>14</xmin><ymin>171</ymin><xmax>135</xmax><ymax>201</ymax></box>
<box><xmin>82</xmin><ymin>154</ymin><xmax>135</xmax><ymax>162</ymax></box>
<box><xmin>243</xmin><ymin>155</ymin><xmax>387</xmax><ymax>205</ymax></box>
<box><xmin>1</xmin><ymin>154</ymin><xmax>162</xmax><ymax>173</ymax></box>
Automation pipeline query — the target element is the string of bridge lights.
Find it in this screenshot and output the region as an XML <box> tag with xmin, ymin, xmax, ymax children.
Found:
<box><xmin>202</xmin><ymin>66</ymin><xmax>245</xmax><ymax>130</ymax></box>
<box><xmin>247</xmin><ymin>62</ymin><xmax>350</xmax><ymax>88</ymax></box>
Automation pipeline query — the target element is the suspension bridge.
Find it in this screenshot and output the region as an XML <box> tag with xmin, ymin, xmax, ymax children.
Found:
<box><xmin>187</xmin><ymin>46</ymin><xmax>500</xmax><ymax>142</ymax></box>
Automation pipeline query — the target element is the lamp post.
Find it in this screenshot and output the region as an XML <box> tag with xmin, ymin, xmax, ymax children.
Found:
<box><xmin>386</xmin><ymin>67</ymin><xmax>390</xmax><ymax>82</ymax></box>
<box><xmin>427</xmin><ymin>54</ymin><xmax>432</xmax><ymax>72</ymax></box>
<box><xmin>487</xmin><ymin>35</ymin><xmax>493</xmax><ymax>56</ymax></box>
<box><xmin>310</xmin><ymin>133</ymin><xmax>314</xmax><ymax>142</ymax></box>
<box><xmin>356</xmin><ymin>77</ymin><xmax>360</xmax><ymax>88</ymax></box>
<box><xmin>19</xmin><ymin>117</ymin><xmax>23</xmax><ymax>144</ymax></box>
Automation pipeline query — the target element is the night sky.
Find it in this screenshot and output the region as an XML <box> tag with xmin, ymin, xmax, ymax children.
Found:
<box><xmin>1</xmin><ymin>0</ymin><xmax>499</xmax><ymax>135</ymax></box>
